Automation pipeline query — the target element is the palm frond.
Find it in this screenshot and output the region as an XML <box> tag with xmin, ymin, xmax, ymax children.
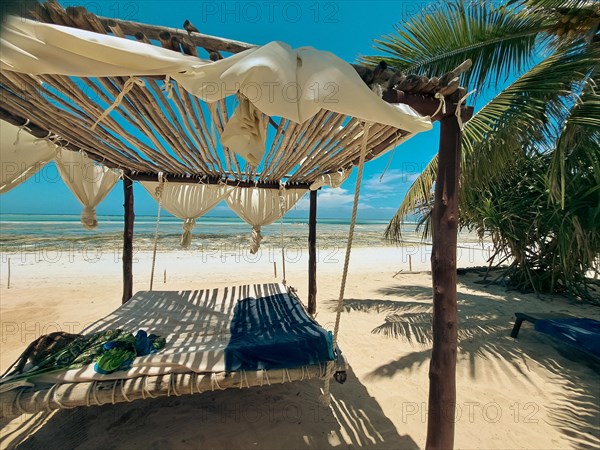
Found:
<box><xmin>548</xmin><ymin>86</ymin><xmax>600</xmax><ymax>206</ymax></box>
<box><xmin>372</xmin><ymin>313</ymin><xmax>433</xmax><ymax>344</ymax></box>
<box><xmin>385</xmin><ymin>44</ymin><xmax>599</xmax><ymax>242</ymax></box>
<box><xmin>361</xmin><ymin>1</ymin><xmax>546</xmax><ymax>93</ymax></box>
<box><xmin>511</xmin><ymin>0</ymin><xmax>600</xmax><ymax>11</ymax></box>
<box><xmin>385</xmin><ymin>155</ymin><xmax>437</xmax><ymax>242</ymax></box>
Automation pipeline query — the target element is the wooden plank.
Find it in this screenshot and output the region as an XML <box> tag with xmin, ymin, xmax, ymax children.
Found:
<box><xmin>95</xmin><ymin>16</ymin><xmax>256</xmax><ymax>54</ymax></box>
<box><xmin>308</xmin><ymin>190</ymin><xmax>318</xmax><ymax>315</ymax></box>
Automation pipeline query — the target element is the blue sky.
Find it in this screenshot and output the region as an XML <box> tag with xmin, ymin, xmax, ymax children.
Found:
<box><xmin>1</xmin><ymin>1</ymin><xmax>444</xmax><ymax>220</ymax></box>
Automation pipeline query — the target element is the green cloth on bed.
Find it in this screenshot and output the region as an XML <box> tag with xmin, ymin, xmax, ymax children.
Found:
<box><xmin>0</xmin><ymin>329</ymin><xmax>166</xmax><ymax>387</ymax></box>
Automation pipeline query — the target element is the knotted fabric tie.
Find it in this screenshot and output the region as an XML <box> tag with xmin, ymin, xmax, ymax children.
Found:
<box><xmin>92</xmin><ymin>77</ymin><xmax>145</xmax><ymax>130</ymax></box>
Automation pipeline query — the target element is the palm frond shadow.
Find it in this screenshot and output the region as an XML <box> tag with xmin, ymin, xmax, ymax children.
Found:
<box><xmin>337</xmin><ymin>282</ymin><xmax>600</xmax><ymax>448</ymax></box>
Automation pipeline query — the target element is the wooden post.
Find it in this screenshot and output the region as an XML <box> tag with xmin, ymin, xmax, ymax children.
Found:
<box><xmin>425</xmin><ymin>100</ymin><xmax>471</xmax><ymax>450</ymax></box>
<box><xmin>122</xmin><ymin>176</ymin><xmax>134</xmax><ymax>304</ymax></box>
<box><xmin>307</xmin><ymin>190</ymin><xmax>318</xmax><ymax>315</ymax></box>
<box><xmin>7</xmin><ymin>258</ymin><xmax>11</xmax><ymax>289</ymax></box>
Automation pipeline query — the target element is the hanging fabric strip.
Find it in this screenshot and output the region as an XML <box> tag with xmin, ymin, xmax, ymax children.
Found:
<box><xmin>0</xmin><ymin>120</ymin><xmax>57</xmax><ymax>194</ymax></box>
<box><xmin>141</xmin><ymin>181</ymin><xmax>233</xmax><ymax>249</ymax></box>
<box><xmin>226</xmin><ymin>186</ymin><xmax>308</xmax><ymax>254</ymax></box>
<box><xmin>54</xmin><ymin>150</ymin><xmax>120</xmax><ymax>229</ymax></box>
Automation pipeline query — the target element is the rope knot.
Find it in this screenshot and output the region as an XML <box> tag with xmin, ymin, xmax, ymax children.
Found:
<box><xmin>81</xmin><ymin>206</ymin><xmax>98</xmax><ymax>230</ymax></box>
<box><xmin>162</xmin><ymin>75</ymin><xmax>175</xmax><ymax>99</ymax></box>
<box><xmin>250</xmin><ymin>226</ymin><xmax>262</xmax><ymax>254</ymax></box>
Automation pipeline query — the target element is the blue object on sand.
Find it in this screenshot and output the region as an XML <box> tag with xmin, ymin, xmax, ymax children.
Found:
<box><xmin>534</xmin><ymin>318</ymin><xmax>600</xmax><ymax>358</ymax></box>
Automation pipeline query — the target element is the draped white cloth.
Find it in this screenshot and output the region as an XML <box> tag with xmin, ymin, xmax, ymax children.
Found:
<box><xmin>220</xmin><ymin>95</ymin><xmax>268</xmax><ymax>166</ymax></box>
<box><xmin>0</xmin><ymin>17</ymin><xmax>205</xmax><ymax>76</ymax></box>
<box><xmin>1</xmin><ymin>17</ymin><xmax>432</xmax><ymax>166</ymax></box>
<box><xmin>54</xmin><ymin>151</ymin><xmax>120</xmax><ymax>229</ymax></box>
<box><xmin>141</xmin><ymin>182</ymin><xmax>232</xmax><ymax>248</ymax></box>
<box><xmin>0</xmin><ymin>120</ymin><xmax>56</xmax><ymax>193</ymax></box>
<box><xmin>309</xmin><ymin>168</ymin><xmax>353</xmax><ymax>190</ymax></box>
<box><xmin>226</xmin><ymin>187</ymin><xmax>307</xmax><ymax>253</ymax></box>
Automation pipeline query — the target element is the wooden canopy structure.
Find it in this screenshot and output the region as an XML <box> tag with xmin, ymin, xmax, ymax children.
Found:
<box><xmin>0</xmin><ymin>2</ymin><xmax>473</xmax><ymax>448</ymax></box>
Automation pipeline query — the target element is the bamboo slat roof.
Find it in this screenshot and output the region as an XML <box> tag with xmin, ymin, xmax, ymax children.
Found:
<box><xmin>0</xmin><ymin>1</ymin><xmax>469</xmax><ymax>187</ymax></box>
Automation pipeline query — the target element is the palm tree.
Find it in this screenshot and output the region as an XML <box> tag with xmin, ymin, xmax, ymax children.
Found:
<box><xmin>361</xmin><ymin>1</ymin><xmax>599</xmax><ymax>448</ymax></box>
<box><xmin>362</xmin><ymin>0</ymin><xmax>599</xmax><ymax>298</ymax></box>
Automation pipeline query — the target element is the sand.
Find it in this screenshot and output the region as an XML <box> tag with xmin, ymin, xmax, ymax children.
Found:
<box><xmin>0</xmin><ymin>246</ymin><xmax>599</xmax><ymax>449</ymax></box>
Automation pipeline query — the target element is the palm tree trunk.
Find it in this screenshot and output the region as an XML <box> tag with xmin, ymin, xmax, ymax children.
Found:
<box><xmin>425</xmin><ymin>105</ymin><xmax>464</xmax><ymax>450</ymax></box>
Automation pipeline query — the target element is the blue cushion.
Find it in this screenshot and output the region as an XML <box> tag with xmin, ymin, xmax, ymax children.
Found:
<box><xmin>534</xmin><ymin>318</ymin><xmax>600</xmax><ymax>358</ymax></box>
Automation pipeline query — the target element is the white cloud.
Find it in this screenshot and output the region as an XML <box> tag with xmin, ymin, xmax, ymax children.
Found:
<box><xmin>363</xmin><ymin>169</ymin><xmax>421</xmax><ymax>194</ymax></box>
<box><xmin>318</xmin><ymin>187</ymin><xmax>355</xmax><ymax>206</ymax></box>
<box><xmin>292</xmin><ymin>187</ymin><xmax>373</xmax><ymax>213</ymax></box>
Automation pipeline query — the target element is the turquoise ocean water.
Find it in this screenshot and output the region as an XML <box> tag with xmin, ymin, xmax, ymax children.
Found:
<box><xmin>0</xmin><ymin>213</ymin><xmax>482</xmax><ymax>252</ymax></box>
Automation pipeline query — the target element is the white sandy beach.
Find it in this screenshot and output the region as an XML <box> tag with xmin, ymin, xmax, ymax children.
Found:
<box><xmin>0</xmin><ymin>246</ymin><xmax>599</xmax><ymax>449</ymax></box>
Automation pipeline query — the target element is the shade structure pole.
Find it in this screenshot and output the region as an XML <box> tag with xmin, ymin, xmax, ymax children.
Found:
<box><xmin>425</xmin><ymin>98</ymin><xmax>471</xmax><ymax>450</ymax></box>
<box><xmin>307</xmin><ymin>190</ymin><xmax>318</xmax><ymax>315</ymax></box>
<box><xmin>122</xmin><ymin>175</ymin><xmax>134</xmax><ymax>304</ymax></box>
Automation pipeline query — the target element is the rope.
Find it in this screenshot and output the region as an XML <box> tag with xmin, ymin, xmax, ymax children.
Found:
<box><xmin>48</xmin><ymin>384</ymin><xmax>75</xmax><ymax>410</ymax></box>
<box><xmin>169</xmin><ymin>373</ymin><xmax>181</xmax><ymax>396</ymax></box>
<box><xmin>210</xmin><ymin>373</ymin><xmax>225</xmax><ymax>391</ymax></box>
<box><xmin>239</xmin><ymin>371</ymin><xmax>250</xmax><ymax>389</ymax></box>
<box><xmin>121</xmin><ymin>379</ymin><xmax>131</xmax><ymax>403</ymax></box>
<box><xmin>190</xmin><ymin>372</ymin><xmax>196</xmax><ymax>395</ymax></box>
<box><xmin>321</xmin><ymin>121</ymin><xmax>373</xmax><ymax>407</ymax></box>
<box><xmin>378</xmin><ymin>131</ymin><xmax>404</xmax><ymax>182</ymax></box>
<box><xmin>92</xmin><ymin>381</ymin><xmax>102</xmax><ymax>405</ymax></box>
<box><xmin>143</xmin><ymin>376</ymin><xmax>156</xmax><ymax>399</ymax></box>
<box><xmin>456</xmin><ymin>89</ymin><xmax>476</xmax><ymax>131</ymax></box>
<box><xmin>149</xmin><ymin>173</ymin><xmax>165</xmax><ymax>291</ymax></box>
<box><xmin>13</xmin><ymin>119</ymin><xmax>30</xmax><ymax>145</ymax></box>
<box><xmin>282</xmin><ymin>368</ymin><xmax>292</xmax><ymax>384</ymax></box>
<box><xmin>260</xmin><ymin>369</ymin><xmax>271</xmax><ymax>387</ymax></box>
<box><xmin>433</xmin><ymin>92</ymin><xmax>447</xmax><ymax>118</ymax></box>
<box><xmin>86</xmin><ymin>381</ymin><xmax>97</xmax><ymax>406</ymax></box>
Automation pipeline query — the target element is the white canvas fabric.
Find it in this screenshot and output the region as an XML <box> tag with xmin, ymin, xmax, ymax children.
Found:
<box><xmin>0</xmin><ymin>17</ymin><xmax>205</xmax><ymax>76</ymax></box>
<box><xmin>0</xmin><ymin>121</ymin><xmax>57</xmax><ymax>193</ymax></box>
<box><xmin>1</xmin><ymin>18</ymin><xmax>432</xmax><ymax>166</ymax></box>
<box><xmin>219</xmin><ymin>95</ymin><xmax>268</xmax><ymax>166</ymax></box>
<box><xmin>55</xmin><ymin>151</ymin><xmax>120</xmax><ymax>229</ymax></box>
<box><xmin>173</xmin><ymin>41</ymin><xmax>432</xmax><ymax>132</ymax></box>
<box><xmin>226</xmin><ymin>187</ymin><xmax>307</xmax><ymax>253</ymax></box>
<box><xmin>141</xmin><ymin>181</ymin><xmax>232</xmax><ymax>248</ymax></box>
<box><xmin>309</xmin><ymin>168</ymin><xmax>353</xmax><ymax>191</ymax></box>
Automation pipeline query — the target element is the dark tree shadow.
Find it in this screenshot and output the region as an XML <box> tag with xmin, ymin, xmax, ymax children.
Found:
<box><xmin>333</xmin><ymin>276</ymin><xmax>600</xmax><ymax>449</ymax></box>
<box><xmin>4</xmin><ymin>367</ymin><xmax>419</xmax><ymax>450</ymax></box>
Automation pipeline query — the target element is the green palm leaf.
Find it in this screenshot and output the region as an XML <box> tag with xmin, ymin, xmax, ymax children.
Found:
<box><xmin>385</xmin><ymin>43</ymin><xmax>599</xmax><ymax>241</ymax></box>
<box><xmin>361</xmin><ymin>1</ymin><xmax>547</xmax><ymax>93</ymax></box>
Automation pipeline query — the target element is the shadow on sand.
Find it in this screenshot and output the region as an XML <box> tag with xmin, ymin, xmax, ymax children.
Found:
<box><xmin>336</xmin><ymin>277</ymin><xmax>600</xmax><ymax>450</ymax></box>
<box><xmin>1</xmin><ymin>367</ymin><xmax>418</xmax><ymax>450</ymax></box>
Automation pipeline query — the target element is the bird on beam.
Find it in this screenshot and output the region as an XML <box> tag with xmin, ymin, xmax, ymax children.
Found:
<box><xmin>183</xmin><ymin>20</ymin><xmax>199</xmax><ymax>35</ymax></box>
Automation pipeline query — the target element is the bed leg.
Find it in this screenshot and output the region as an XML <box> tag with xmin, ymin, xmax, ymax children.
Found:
<box><xmin>511</xmin><ymin>318</ymin><xmax>524</xmax><ymax>338</ymax></box>
<box><xmin>334</xmin><ymin>371</ymin><xmax>347</xmax><ymax>384</ymax></box>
